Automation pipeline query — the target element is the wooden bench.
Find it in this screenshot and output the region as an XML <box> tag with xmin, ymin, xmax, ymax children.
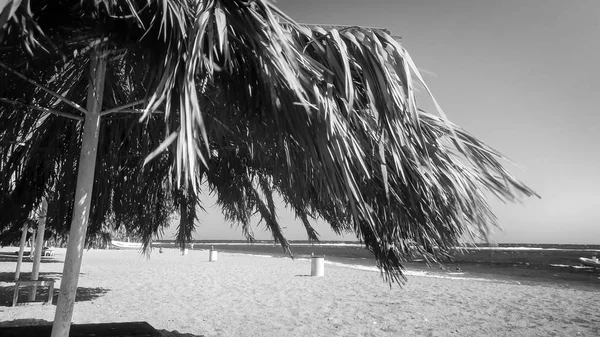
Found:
<box><xmin>12</xmin><ymin>279</ymin><xmax>55</xmax><ymax>307</ymax></box>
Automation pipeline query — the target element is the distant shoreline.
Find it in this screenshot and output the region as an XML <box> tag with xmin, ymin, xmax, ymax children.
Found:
<box><xmin>151</xmin><ymin>241</ymin><xmax>600</xmax><ymax>291</ymax></box>
<box><xmin>153</xmin><ymin>239</ymin><xmax>600</xmax><ymax>251</ymax></box>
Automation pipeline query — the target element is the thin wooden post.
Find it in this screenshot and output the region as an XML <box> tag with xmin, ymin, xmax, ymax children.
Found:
<box><xmin>14</xmin><ymin>223</ymin><xmax>28</xmax><ymax>281</ymax></box>
<box><xmin>51</xmin><ymin>50</ymin><xmax>106</xmax><ymax>337</ymax></box>
<box><xmin>29</xmin><ymin>198</ymin><xmax>48</xmax><ymax>301</ymax></box>
<box><xmin>29</xmin><ymin>229</ymin><xmax>35</xmax><ymax>259</ymax></box>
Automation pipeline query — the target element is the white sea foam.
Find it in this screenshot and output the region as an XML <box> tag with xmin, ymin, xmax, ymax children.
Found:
<box><xmin>546</xmin><ymin>264</ymin><xmax>596</xmax><ymax>270</ymax></box>
<box><xmin>323</xmin><ymin>261</ymin><xmax>520</xmax><ymax>284</ymax></box>
<box><xmin>308</xmin><ymin>243</ymin><xmax>364</xmax><ymax>247</ymax></box>
<box><xmin>228</xmin><ymin>252</ymin><xmax>277</xmax><ymax>258</ymax></box>
<box><xmin>455</xmin><ymin>246</ymin><xmax>600</xmax><ymax>252</ymax></box>
<box><xmin>570</xmin><ymin>265</ymin><xmax>596</xmax><ymax>270</ymax></box>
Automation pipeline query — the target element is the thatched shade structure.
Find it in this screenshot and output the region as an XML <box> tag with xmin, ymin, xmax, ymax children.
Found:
<box><xmin>1</xmin><ymin>1</ymin><xmax>539</xmax><ymax>336</ymax></box>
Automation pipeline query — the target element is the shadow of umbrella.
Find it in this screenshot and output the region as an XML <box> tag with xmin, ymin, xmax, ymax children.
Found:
<box><xmin>0</xmin><ymin>281</ymin><xmax>109</xmax><ymax>307</ymax></box>
<box><xmin>51</xmin><ymin>287</ymin><xmax>110</xmax><ymax>305</ymax></box>
<box><xmin>0</xmin><ymin>318</ymin><xmax>52</xmax><ymax>328</ymax></box>
<box><xmin>0</xmin><ymin>253</ymin><xmax>64</xmax><ymax>264</ymax></box>
<box><xmin>0</xmin><ymin>271</ymin><xmax>64</xmax><ymax>282</ymax></box>
<box><xmin>0</xmin><ymin>321</ymin><xmax>198</xmax><ymax>336</ymax></box>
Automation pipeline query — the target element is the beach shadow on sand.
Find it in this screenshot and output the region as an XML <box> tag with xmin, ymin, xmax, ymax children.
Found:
<box><xmin>0</xmin><ymin>271</ymin><xmax>66</xmax><ymax>282</ymax></box>
<box><xmin>0</xmin><ymin>318</ymin><xmax>206</xmax><ymax>337</ymax></box>
<box><xmin>0</xmin><ymin>318</ymin><xmax>53</xmax><ymax>328</ymax></box>
<box><xmin>0</xmin><ymin>320</ymin><xmax>206</xmax><ymax>337</ymax></box>
<box><xmin>0</xmin><ymin>272</ymin><xmax>109</xmax><ymax>307</ymax></box>
<box><xmin>0</xmin><ymin>254</ymin><xmax>63</xmax><ymax>264</ymax></box>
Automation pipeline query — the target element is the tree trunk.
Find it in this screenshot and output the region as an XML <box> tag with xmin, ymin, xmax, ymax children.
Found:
<box><xmin>51</xmin><ymin>50</ymin><xmax>106</xmax><ymax>337</ymax></box>
<box><xmin>14</xmin><ymin>223</ymin><xmax>28</xmax><ymax>281</ymax></box>
<box><xmin>29</xmin><ymin>198</ymin><xmax>48</xmax><ymax>301</ymax></box>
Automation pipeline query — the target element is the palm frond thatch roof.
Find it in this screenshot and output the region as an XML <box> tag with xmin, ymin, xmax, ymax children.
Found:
<box><xmin>0</xmin><ymin>0</ymin><xmax>539</xmax><ymax>283</ymax></box>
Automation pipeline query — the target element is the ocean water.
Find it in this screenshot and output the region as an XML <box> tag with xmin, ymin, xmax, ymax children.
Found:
<box><xmin>157</xmin><ymin>240</ymin><xmax>600</xmax><ymax>249</ymax></box>
<box><xmin>153</xmin><ymin>240</ymin><xmax>600</xmax><ymax>290</ymax></box>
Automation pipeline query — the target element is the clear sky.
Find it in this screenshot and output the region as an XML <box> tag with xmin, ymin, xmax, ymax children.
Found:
<box><xmin>168</xmin><ymin>0</ymin><xmax>600</xmax><ymax>244</ymax></box>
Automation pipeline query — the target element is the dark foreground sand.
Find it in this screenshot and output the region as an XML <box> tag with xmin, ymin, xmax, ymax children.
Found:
<box><xmin>0</xmin><ymin>247</ymin><xmax>598</xmax><ymax>336</ymax></box>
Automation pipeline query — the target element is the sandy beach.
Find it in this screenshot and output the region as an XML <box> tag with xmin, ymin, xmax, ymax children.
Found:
<box><xmin>0</xmin><ymin>247</ymin><xmax>598</xmax><ymax>337</ymax></box>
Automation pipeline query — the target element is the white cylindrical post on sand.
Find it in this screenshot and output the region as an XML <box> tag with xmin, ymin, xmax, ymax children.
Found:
<box><xmin>311</xmin><ymin>255</ymin><xmax>325</xmax><ymax>277</ymax></box>
<box><xmin>209</xmin><ymin>246</ymin><xmax>217</xmax><ymax>262</ymax></box>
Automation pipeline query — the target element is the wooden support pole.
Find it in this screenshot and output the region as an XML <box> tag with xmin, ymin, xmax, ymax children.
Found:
<box><xmin>29</xmin><ymin>229</ymin><xmax>36</xmax><ymax>259</ymax></box>
<box><xmin>14</xmin><ymin>224</ymin><xmax>28</xmax><ymax>281</ymax></box>
<box><xmin>29</xmin><ymin>198</ymin><xmax>48</xmax><ymax>301</ymax></box>
<box><xmin>51</xmin><ymin>50</ymin><xmax>106</xmax><ymax>337</ymax></box>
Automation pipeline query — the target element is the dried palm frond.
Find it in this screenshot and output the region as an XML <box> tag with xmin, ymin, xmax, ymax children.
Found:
<box><xmin>0</xmin><ymin>0</ymin><xmax>539</xmax><ymax>284</ymax></box>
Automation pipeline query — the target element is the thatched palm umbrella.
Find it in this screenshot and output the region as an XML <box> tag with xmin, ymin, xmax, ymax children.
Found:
<box><xmin>1</xmin><ymin>1</ymin><xmax>538</xmax><ymax>336</ymax></box>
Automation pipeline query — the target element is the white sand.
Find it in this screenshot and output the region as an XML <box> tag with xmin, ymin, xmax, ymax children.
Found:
<box><xmin>0</xmin><ymin>247</ymin><xmax>598</xmax><ymax>336</ymax></box>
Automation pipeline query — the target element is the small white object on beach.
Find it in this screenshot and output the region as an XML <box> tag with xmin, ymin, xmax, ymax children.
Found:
<box><xmin>181</xmin><ymin>248</ymin><xmax>188</xmax><ymax>256</ymax></box>
<box><xmin>209</xmin><ymin>246</ymin><xmax>218</xmax><ymax>262</ymax></box>
<box><xmin>311</xmin><ymin>255</ymin><xmax>325</xmax><ymax>277</ymax></box>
